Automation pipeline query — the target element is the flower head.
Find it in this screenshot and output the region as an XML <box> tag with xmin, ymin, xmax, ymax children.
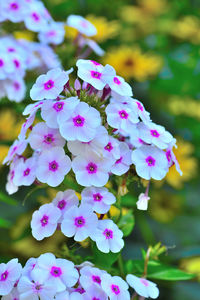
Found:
<box><xmin>101</xmin><ymin>274</ymin><xmax>130</xmax><ymax>300</ymax></box>
<box><xmin>0</xmin><ymin>259</ymin><xmax>22</xmax><ymax>296</ymax></box>
<box><xmin>111</xmin><ymin>142</ymin><xmax>132</xmax><ymax>176</ymax></box>
<box><xmin>67</xmin><ymin>15</ymin><xmax>97</xmax><ymax>36</ymax></box>
<box><xmin>136</xmin><ymin>193</ymin><xmax>150</xmax><ymax>210</ymax></box>
<box><xmin>126</xmin><ymin>274</ymin><xmax>159</xmax><ymax>299</ymax></box>
<box><xmin>13</xmin><ymin>156</ymin><xmax>36</xmax><ymax>187</ymax></box>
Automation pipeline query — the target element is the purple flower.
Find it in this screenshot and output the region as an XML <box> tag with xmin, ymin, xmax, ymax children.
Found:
<box><xmin>36</xmin><ymin>147</ymin><xmax>71</xmax><ymax>187</ymax></box>
<box><xmin>0</xmin><ymin>259</ymin><xmax>22</xmax><ymax>296</ymax></box>
<box><xmin>31</xmin><ymin>203</ymin><xmax>61</xmax><ymax>240</ymax></box>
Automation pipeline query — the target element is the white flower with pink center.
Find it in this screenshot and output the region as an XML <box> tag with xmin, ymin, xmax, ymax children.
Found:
<box><xmin>28</xmin><ymin>122</ymin><xmax>65</xmax><ymax>151</ymax></box>
<box><xmin>0</xmin><ymin>53</ymin><xmax>14</xmax><ymax>79</ymax></box>
<box><xmin>91</xmin><ymin>219</ymin><xmax>124</xmax><ymax>253</ymax></box>
<box><xmin>76</xmin><ymin>59</ymin><xmax>114</xmax><ymax>90</ymax></box>
<box><xmin>5</xmin><ymin>157</ymin><xmax>24</xmax><ymax>195</ymax></box>
<box><xmin>10</xmin><ymin>54</ymin><xmax>26</xmax><ymax>77</ymax></box>
<box><xmin>3</xmin><ymin>139</ymin><xmax>27</xmax><ymax>165</ymax></box>
<box><xmin>52</xmin><ymin>189</ymin><xmax>79</xmax><ymax>221</ymax></box>
<box><xmin>67</xmin><ymin>126</ymin><xmax>108</xmax><ymax>156</ymax></box>
<box><xmin>24</xmin><ymin>1</ymin><xmax>48</xmax><ymax>32</ymax></box>
<box><xmin>138</xmin><ymin>122</ymin><xmax>174</xmax><ymax>149</ymax></box>
<box><xmin>17</xmin><ymin>274</ymin><xmax>57</xmax><ymax>300</ymax></box>
<box><xmin>132</xmin><ymin>145</ymin><xmax>169</xmax><ymax>180</ymax></box>
<box><xmin>55</xmin><ymin>290</ymin><xmax>84</xmax><ymax>300</ymax></box>
<box><xmin>30</xmin><ymin>68</ymin><xmax>70</xmax><ymax>100</ymax></box>
<box><xmin>111</xmin><ymin>142</ymin><xmax>132</xmax><ymax>176</ymax></box>
<box><xmin>0</xmin><ymin>0</ymin><xmax>29</xmax><ymax>23</ymax></box>
<box><xmin>101</xmin><ymin>274</ymin><xmax>130</xmax><ymax>300</ymax></box>
<box><xmin>83</xmin><ymin>286</ymin><xmax>108</xmax><ymax>300</ymax></box>
<box><xmin>3</xmin><ymin>77</ymin><xmax>26</xmax><ymax>103</ymax></box>
<box><xmin>166</xmin><ymin>139</ymin><xmax>182</xmax><ymax>176</ymax></box>
<box><xmin>31</xmin><ymin>253</ymin><xmax>79</xmax><ymax>293</ymax></box>
<box><xmin>31</xmin><ymin>203</ymin><xmax>61</xmax><ymax>241</ymax></box>
<box><xmin>39</xmin><ymin>22</ymin><xmax>65</xmax><ymax>45</ymax></box>
<box><xmin>72</xmin><ymin>151</ymin><xmax>112</xmax><ymax>187</ymax></box>
<box><xmin>0</xmin><ymin>259</ymin><xmax>22</xmax><ymax>296</ymax></box>
<box><xmin>106</xmin><ymin>102</ymin><xmax>139</xmax><ymax>133</ymax></box>
<box><xmin>129</xmin><ymin>126</ymin><xmax>147</xmax><ymax>148</ymax></box>
<box><xmin>1</xmin><ymin>287</ymin><xmax>19</xmax><ymax>300</ymax></box>
<box><xmin>61</xmin><ymin>204</ymin><xmax>98</xmax><ymax>242</ymax></box>
<box><xmin>67</xmin><ymin>15</ymin><xmax>97</xmax><ymax>37</ymax></box>
<box><xmin>59</xmin><ymin>102</ymin><xmax>101</xmax><ymax>142</ymax></box>
<box><xmin>103</xmin><ymin>136</ymin><xmax>121</xmax><ymax>162</ymax></box>
<box><xmin>81</xmin><ymin>187</ymin><xmax>116</xmax><ymax>214</ymax></box>
<box><xmin>41</xmin><ymin>97</ymin><xmax>79</xmax><ymax>129</ymax></box>
<box><xmin>13</xmin><ymin>156</ymin><xmax>36</xmax><ymax>187</ymax></box>
<box><xmin>132</xmin><ymin>99</ymin><xmax>151</xmax><ymax>124</ymax></box>
<box><xmin>80</xmin><ymin>265</ymin><xmax>107</xmax><ymax>291</ymax></box>
<box><xmin>22</xmin><ymin>257</ymin><xmax>37</xmax><ymax>277</ymax></box>
<box><xmin>126</xmin><ymin>274</ymin><xmax>159</xmax><ymax>299</ymax></box>
<box><xmin>23</xmin><ymin>101</ymin><xmax>44</xmax><ymax>116</ymax></box>
<box><xmin>136</xmin><ymin>193</ymin><xmax>150</xmax><ymax>210</ymax></box>
<box><xmin>36</xmin><ymin>147</ymin><xmax>71</xmax><ymax>187</ymax></box>
<box><xmin>18</xmin><ymin>112</ymin><xmax>36</xmax><ymax>141</ymax></box>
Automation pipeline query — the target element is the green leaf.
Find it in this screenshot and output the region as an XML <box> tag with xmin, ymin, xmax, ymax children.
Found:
<box><xmin>121</xmin><ymin>194</ymin><xmax>137</xmax><ymax>207</ymax></box>
<box><xmin>92</xmin><ymin>244</ymin><xmax>119</xmax><ymax>269</ymax></box>
<box><xmin>0</xmin><ymin>218</ymin><xmax>11</xmax><ymax>228</ymax></box>
<box><xmin>0</xmin><ymin>191</ymin><xmax>17</xmax><ymax>206</ymax></box>
<box><xmin>118</xmin><ymin>211</ymin><xmax>135</xmax><ymax>237</ymax></box>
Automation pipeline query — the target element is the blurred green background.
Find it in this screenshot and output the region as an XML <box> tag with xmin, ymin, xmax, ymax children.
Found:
<box><xmin>0</xmin><ymin>0</ymin><xmax>200</xmax><ymax>299</ymax></box>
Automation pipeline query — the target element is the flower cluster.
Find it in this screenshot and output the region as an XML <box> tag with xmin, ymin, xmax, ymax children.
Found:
<box><xmin>0</xmin><ymin>254</ymin><xmax>159</xmax><ymax>299</ymax></box>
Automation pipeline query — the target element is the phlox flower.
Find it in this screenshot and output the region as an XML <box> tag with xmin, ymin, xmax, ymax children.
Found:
<box><xmin>106</xmin><ymin>102</ymin><xmax>139</xmax><ymax>133</ymax></box>
<box><xmin>31</xmin><ymin>253</ymin><xmax>79</xmax><ymax>293</ymax></box>
<box><xmin>36</xmin><ymin>147</ymin><xmax>71</xmax><ymax>187</ymax></box>
<box><xmin>0</xmin><ymin>259</ymin><xmax>22</xmax><ymax>296</ymax></box>
<box><xmin>41</xmin><ymin>97</ymin><xmax>79</xmax><ymax>129</ymax></box>
<box><xmin>0</xmin><ymin>53</ymin><xmax>14</xmax><ymax>79</ymax></box>
<box><xmin>136</xmin><ymin>193</ymin><xmax>150</xmax><ymax>210</ymax></box>
<box><xmin>81</xmin><ymin>187</ymin><xmax>116</xmax><ymax>214</ymax></box>
<box><xmin>67</xmin><ymin>126</ymin><xmax>108</xmax><ymax>156</ymax></box>
<box><xmin>103</xmin><ymin>136</ymin><xmax>121</xmax><ymax>162</ymax></box>
<box><xmin>132</xmin><ymin>99</ymin><xmax>151</xmax><ymax>124</ymax></box>
<box><xmin>83</xmin><ymin>286</ymin><xmax>108</xmax><ymax>300</ymax></box>
<box><xmin>3</xmin><ymin>77</ymin><xmax>26</xmax><ymax>103</ymax></box>
<box><xmin>61</xmin><ymin>204</ymin><xmax>98</xmax><ymax>242</ymax></box>
<box><xmin>17</xmin><ymin>274</ymin><xmax>57</xmax><ymax>300</ymax></box>
<box><xmin>59</xmin><ymin>102</ymin><xmax>101</xmax><ymax>142</ymax></box>
<box><xmin>3</xmin><ymin>139</ymin><xmax>27</xmax><ymax>165</ymax></box>
<box><xmin>129</xmin><ymin>126</ymin><xmax>146</xmax><ymax>148</ymax></box>
<box><xmin>22</xmin><ymin>258</ymin><xmax>37</xmax><ymax>277</ymax></box>
<box><xmin>31</xmin><ymin>203</ymin><xmax>61</xmax><ymax>241</ymax></box>
<box><xmin>39</xmin><ymin>22</ymin><xmax>65</xmax><ymax>45</ymax></box>
<box><xmin>101</xmin><ymin>274</ymin><xmax>130</xmax><ymax>300</ymax></box>
<box><xmin>1</xmin><ymin>287</ymin><xmax>19</xmax><ymax>300</ymax></box>
<box><xmin>55</xmin><ymin>290</ymin><xmax>83</xmax><ymax>300</ymax></box>
<box><xmin>80</xmin><ymin>265</ymin><xmax>107</xmax><ymax>290</ymax></box>
<box><xmin>138</xmin><ymin>122</ymin><xmax>174</xmax><ymax>149</ymax></box>
<box><xmin>18</xmin><ymin>112</ymin><xmax>36</xmax><ymax>141</ymax></box>
<box><xmin>67</xmin><ymin>15</ymin><xmax>97</xmax><ymax>37</ymax></box>
<box><xmin>111</xmin><ymin>142</ymin><xmax>132</xmax><ymax>176</ymax></box>
<box><xmin>13</xmin><ymin>156</ymin><xmax>36</xmax><ymax>187</ymax></box>
<box><xmin>30</xmin><ymin>68</ymin><xmax>70</xmax><ymax>100</ymax></box>
<box><xmin>24</xmin><ymin>1</ymin><xmax>48</xmax><ymax>32</ymax></box>
<box><xmin>23</xmin><ymin>101</ymin><xmax>44</xmax><ymax>116</ymax></box>
<box><xmin>76</xmin><ymin>59</ymin><xmax>114</xmax><ymax>90</ymax></box>
<box><xmin>132</xmin><ymin>145</ymin><xmax>169</xmax><ymax>180</ymax></box>
<box><xmin>91</xmin><ymin>219</ymin><xmax>124</xmax><ymax>253</ymax></box>
<box><xmin>28</xmin><ymin>122</ymin><xmax>65</xmax><ymax>151</ymax></box>
<box><xmin>126</xmin><ymin>274</ymin><xmax>159</xmax><ymax>299</ymax></box>
<box><xmin>52</xmin><ymin>189</ymin><xmax>79</xmax><ymax>221</ymax></box>
<box><xmin>85</xmin><ymin>39</ymin><xmax>105</xmax><ymax>57</ymax></box>
<box><xmin>5</xmin><ymin>157</ymin><xmax>24</xmax><ymax>195</ymax></box>
<box><xmin>72</xmin><ymin>151</ymin><xmax>112</xmax><ymax>187</ymax></box>
<box><xmin>0</xmin><ymin>0</ymin><xmax>29</xmax><ymax>23</ymax></box>
<box><xmin>166</xmin><ymin>139</ymin><xmax>182</xmax><ymax>176</ymax></box>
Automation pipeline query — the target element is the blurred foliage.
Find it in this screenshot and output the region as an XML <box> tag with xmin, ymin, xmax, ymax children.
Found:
<box><xmin>0</xmin><ymin>0</ymin><xmax>200</xmax><ymax>299</ymax></box>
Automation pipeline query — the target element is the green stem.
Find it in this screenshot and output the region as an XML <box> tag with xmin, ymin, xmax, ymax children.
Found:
<box><xmin>117</xmin><ymin>253</ymin><xmax>125</xmax><ymax>278</ymax></box>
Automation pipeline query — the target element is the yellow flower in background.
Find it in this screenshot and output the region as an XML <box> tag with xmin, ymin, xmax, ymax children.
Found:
<box><xmin>86</xmin><ymin>15</ymin><xmax>119</xmax><ymax>42</ymax></box>
<box><xmin>138</xmin><ymin>0</ymin><xmax>169</xmax><ymax>16</ymax></box>
<box><xmin>171</xmin><ymin>16</ymin><xmax>200</xmax><ymax>44</ymax></box>
<box><xmin>103</xmin><ymin>46</ymin><xmax>162</xmax><ymax>81</ymax></box>
<box><xmin>168</xmin><ymin>96</ymin><xmax>200</xmax><ymax>120</ymax></box>
<box><xmin>149</xmin><ymin>190</ymin><xmax>182</xmax><ymax>223</ymax></box>
<box><xmin>14</xmin><ymin>30</ymin><xmax>35</xmax><ymax>41</ymax></box>
<box><xmin>165</xmin><ymin>139</ymin><xmax>197</xmax><ymax>189</ymax></box>
<box><xmin>180</xmin><ymin>257</ymin><xmax>200</xmax><ymax>280</ymax></box>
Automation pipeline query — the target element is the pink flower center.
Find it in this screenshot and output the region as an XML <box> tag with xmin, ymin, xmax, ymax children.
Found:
<box><xmin>34</xmin><ymin>283</ymin><xmax>43</xmax><ymax>291</ymax></box>
<box><xmin>93</xmin><ymin>193</ymin><xmax>103</xmax><ymax>202</ymax></box>
<box><xmin>0</xmin><ymin>59</ymin><xmax>4</xmax><ymax>67</ymax></box>
<box><xmin>10</xmin><ymin>2</ymin><xmax>19</xmax><ymax>10</ymax></box>
<box><xmin>146</xmin><ymin>156</ymin><xmax>156</xmax><ymax>166</ymax></box>
<box><xmin>90</xmin><ymin>60</ymin><xmax>101</xmax><ymax>66</ymax></box>
<box><xmin>74</xmin><ymin>216</ymin><xmax>85</xmax><ymax>227</ymax></box>
<box><xmin>91</xmin><ymin>71</ymin><xmax>102</xmax><ymax>79</ymax></box>
<box><xmin>92</xmin><ymin>298</ymin><xmax>100</xmax><ymax>300</ymax></box>
<box><xmin>75</xmin><ymin>287</ymin><xmax>85</xmax><ymax>294</ymax></box>
<box><xmin>32</xmin><ymin>12</ymin><xmax>40</xmax><ymax>21</ymax></box>
<box><xmin>140</xmin><ymin>278</ymin><xmax>149</xmax><ymax>286</ymax></box>
<box><xmin>44</xmin><ymin>134</ymin><xmax>54</xmax><ymax>144</ymax></box>
<box><xmin>116</xmin><ymin>156</ymin><xmax>122</xmax><ymax>164</ymax></box>
<box><xmin>53</xmin><ymin>101</ymin><xmax>64</xmax><ymax>112</ymax></box>
<box><xmin>113</xmin><ymin>77</ymin><xmax>121</xmax><ymax>85</ymax></box>
<box><xmin>40</xmin><ymin>215</ymin><xmax>49</xmax><ymax>227</ymax></box>
<box><xmin>1</xmin><ymin>271</ymin><xmax>8</xmax><ymax>281</ymax></box>
<box><xmin>44</xmin><ymin>80</ymin><xmax>54</xmax><ymax>90</ymax></box>
<box><xmin>23</xmin><ymin>168</ymin><xmax>30</xmax><ymax>176</ymax></box>
<box><xmin>119</xmin><ymin>110</ymin><xmax>128</xmax><ymax>119</ymax></box>
<box><xmin>166</xmin><ymin>150</ymin><xmax>171</xmax><ymax>162</ymax></box>
<box><xmin>92</xmin><ymin>275</ymin><xmax>101</xmax><ymax>284</ymax></box>
<box><xmin>80</xmin><ymin>20</ymin><xmax>88</xmax><ymax>28</ymax></box>
<box><xmin>14</xmin><ymin>59</ymin><xmax>20</xmax><ymax>68</ymax></box>
<box><xmin>138</xmin><ymin>138</ymin><xmax>145</xmax><ymax>144</ymax></box>
<box><xmin>136</xmin><ymin>101</ymin><xmax>143</xmax><ymax>111</ymax></box>
<box><xmin>47</xmin><ymin>30</ymin><xmax>56</xmax><ymax>37</ymax></box>
<box><xmin>86</xmin><ymin>162</ymin><xmax>98</xmax><ymax>174</ymax></box>
<box><xmin>50</xmin><ymin>266</ymin><xmax>62</xmax><ymax>277</ymax></box>
<box><xmin>14</xmin><ymin>82</ymin><xmax>20</xmax><ymax>90</ymax></box>
<box><xmin>49</xmin><ymin>160</ymin><xmax>59</xmax><ymax>172</ymax></box>
<box><xmin>104</xmin><ymin>142</ymin><xmax>113</xmax><ymax>152</ymax></box>
<box><xmin>57</xmin><ymin>199</ymin><xmax>67</xmax><ymax>210</ymax></box>
<box><xmin>8</xmin><ymin>47</ymin><xmax>15</xmax><ymax>52</ymax></box>
<box><xmin>111</xmin><ymin>284</ymin><xmax>120</xmax><ymax>295</ymax></box>
<box><xmin>73</xmin><ymin>115</ymin><xmax>85</xmax><ymax>127</ymax></box>
<box><xmin>103</xmin><ymin>228</ymin><xmax>113</xmax><ymax>239</ymax></box>
<box><xmin>150</xmin><ymin>130</ymin><xmax>160</xmax><ymax>138</ymax></box>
